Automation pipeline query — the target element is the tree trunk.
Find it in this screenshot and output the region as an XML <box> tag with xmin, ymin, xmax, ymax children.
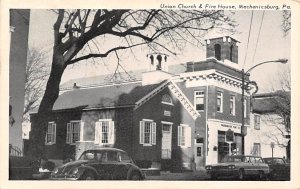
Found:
<box><xmin>29</xmin><ymin>51</ymin><xmax>65</xmax><ymax>158</ymax></box>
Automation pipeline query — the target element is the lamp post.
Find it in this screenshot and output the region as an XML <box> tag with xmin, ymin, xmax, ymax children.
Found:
<box><xmin>241</xmin><ymin>58</ymin><xmax>288</xmax><ymax>155</ymax></box>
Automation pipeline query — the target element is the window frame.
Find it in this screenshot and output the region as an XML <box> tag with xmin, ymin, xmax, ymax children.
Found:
<box><xmin>217</xmin><ymin>91</ymin><xmax>223</xmax><ymax>113</ymax></box>
<box><xmin>66</xmin><ymin>120</ymin><xmax>81</xmax><ymax>145</ymax></box>
<box><xmin>139</xmin><ymin>119</ymin><xmax>156</xmax><ymax>146</ymax></box>
<box><xmin>45</xmin><ymin>121</ymin><xmax>56</xmax><ymax>145</ymax></box>
<box><xmin>161</xmin><ymin>94</ymin><xmax>173</xmax><ymax>106</ymax></box>
<box><xmin>95</xmin><ymin>119</ymin><xmax>115</xmax><ymax>145</ymax></box>
<box><xmin>254</xmin><ymin>114</ymin><xmax>261</xmax><ymax>130</ymax></box>
<box><xmin>230</xmin><ymin>95</ymin><xmax>236</xmax><ymax>115</ymax></box>
<box><xmin>194</xmin><ymin>90</ymin><xmax>205</xmax><ymax>111</ymax></box>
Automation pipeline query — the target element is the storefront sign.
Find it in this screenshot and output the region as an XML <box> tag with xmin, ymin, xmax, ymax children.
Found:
<box><xmin>221</xmin><ymin>124</ymin><xmax>240</xmax><ymax>130</ymax></box>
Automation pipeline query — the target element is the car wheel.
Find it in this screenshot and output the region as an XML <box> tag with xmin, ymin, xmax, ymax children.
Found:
<box><xmin>81</xmin><ymin>172</ymin><xmax>95</xmax><ymax>180</ymax></box>
<box><xmin>210</xmin><ymin>173</ymin><xmax>218</xmax><ymax>180</ymax></box>
<box><xmin>130</xmin><ymin>172</ymin><xmax>142</xmax><ymax>180</ymax></box>
<box><xmin>238</xmin><ymin>169</ymin><xmax>245</xmax><ymax>180</ymax></box>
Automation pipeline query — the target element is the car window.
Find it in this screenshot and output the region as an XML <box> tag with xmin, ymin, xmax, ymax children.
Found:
<box><xmin>274</xmin><ymin>158</ymin><xmax>285</xmax><ymax>164</ymax></box>
<box><xmin>249</xmin><ymin>157</ymin><xmax>255</xmax><ymax>163</ymax></box>
<box><xmin>255</xmin><ymin>157</ymin><xmax>263</xmax><ymax>163</ymax></box>
<box><xmin>243</xmin><ymin>157</ymin><xmax>250</xmax><ymax>163</ymax></box>
<box><xmin>120</xmin><ymin>152</ymin><xmax>132</xmax><ymax>163</ymax></box>
<box><xmin>102</xmin><ymin>151</ymin><xmax>119</xmax><ymax>162</ymax></box>
<box><xmin>80</xmin><ymin>152</ymin><xmax>95</xmax><ymax>160</ymax></box>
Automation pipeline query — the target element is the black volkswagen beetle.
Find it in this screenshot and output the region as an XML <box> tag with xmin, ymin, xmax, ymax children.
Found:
<box><xmin>51</xmin><ymin>148</ymin><xmax>144</xmax><ymax>180</ymax></box>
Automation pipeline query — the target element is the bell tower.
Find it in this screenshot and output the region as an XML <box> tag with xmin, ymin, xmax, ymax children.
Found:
<box><xmin>206</xmin><ymin>36</ymin><xmax>239</xmax><ymax>64</ymax></box>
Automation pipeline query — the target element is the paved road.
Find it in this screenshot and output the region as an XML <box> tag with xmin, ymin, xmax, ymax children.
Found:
<box><xmin>146</xmin><ymin>170</ymin><xmax>210</xmax><ymax>181</ymax></box>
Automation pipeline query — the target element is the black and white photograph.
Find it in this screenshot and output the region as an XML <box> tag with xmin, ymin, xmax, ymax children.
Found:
<box><xmin>1</xmin><ymin>0</ymin><xmax>300</xmax><ymax>188</ymax></box>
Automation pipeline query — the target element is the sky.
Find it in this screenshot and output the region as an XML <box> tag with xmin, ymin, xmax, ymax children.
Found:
<box><xmin>28</xmin><ymin>10</ymin><xmax>291</xmax><ymax>92</ymax></box>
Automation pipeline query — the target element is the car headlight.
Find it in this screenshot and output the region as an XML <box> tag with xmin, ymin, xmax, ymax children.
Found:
<box><xmin>228</xmin><ymin>165</ymin><xmax>235</xmax><ymax>169</ymax></box>
<box><xmin>205</xmin><ymin>166</ymin><xmax>212</xmax><ymax>170</ymax></box>
<box><xmin>70</xmin><ymin>168</ymin><xmax>79</xmax><ymax>176</ymax></box>
<box><xmin>53</xmin><ymin>168</ymin><xmax>59</xmax><ymax>174</ymax></box>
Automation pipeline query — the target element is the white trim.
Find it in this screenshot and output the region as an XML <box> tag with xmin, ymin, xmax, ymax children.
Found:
<box><xmin>161</xmin><ymin>121</ymin><xmax>173</xmax><ymax>125</ymax></box>
<box><xmin>98</xmin><ymin>118</ymin><xmax>112</xmax><ymax>121</ymax></box>
<box><xmin>161</xmin><ymin>101</ymin><xmax>174</xmax><ymax>106</ymax></box>
<box><xmin>207</xmin><ymin>119</ymin><xmax>250</xmax><ymax>127</ymax></box>
<box><xmin>142</xmin><ymin>119</ymin><xmax>153</xmax><ymax>122</ymax></box>
<box><xmin>60</xmin><ymin>80</ymin><xmax>142</xmax><ymax>92</ymax></box>
<box><xmin>168</xmin><ymin>81</ymin><xmax>200</xmax><ymax>120</ymax></box>
<box><xmin>180</xmin><ymin>123</ymin><xmax>189</xmax><ymax>127</ymax></box>
<box><xmin>135</xmin><ymin>80</ymin><xmax>170</xmax><ymax>110</ymax></box>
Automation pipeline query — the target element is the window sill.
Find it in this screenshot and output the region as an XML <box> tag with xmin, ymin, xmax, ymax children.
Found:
<box><xmin>162</xmin><ymin>102</ymin><xmax>174</xmax><ymax>106</ymax></box>
<box><xmin>142</xmin><ymin>144</ymin><xmax>153</xmax><ymax>147</ymax></box>
<box><xmin>45</xmin><ymin>143</ymin><xmax>55</xmax><ymax>145</ymax></box>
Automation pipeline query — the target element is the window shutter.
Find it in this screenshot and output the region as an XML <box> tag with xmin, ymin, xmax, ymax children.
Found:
<box><xmin>95</xmin><ymin>122</ymin><xmax>101</xmax><ymax>144</ymax></box>
<box><xmin>109</xmin><ymin>121</ymin><xmax>115</xmax><ymax>145</ymax></box>
<box><xmin>53</xmin><ymin>123</ymin><xmax>56</xmax><ymax>144</ymax></box>
<box><xmin>178</xmin><ymin>126</ymin><xmax>182</xmax><ymax>146</ymax></box>
<box><xmin>186</xmin><ymin>126</ymin><xmax>191</xmax><ymax>147</ymax></box>
<box><xmin>66</xmin><ymin>123</ymin><xmax>71</xmax><ymax>143</ymax></box>
<box><xmin>140</xmin><ymin>121</ymin><xmax>144</xmax><ymax>144</ymax></box>
<box><xmin>80</xmin><ymin>121</ymin><xmax>84</xmax><ymax>142</ymax></box>
<box><xmin>152</xmin><ymin>122</ymin><xmax>156</xmax><ymax>145</ymax></box>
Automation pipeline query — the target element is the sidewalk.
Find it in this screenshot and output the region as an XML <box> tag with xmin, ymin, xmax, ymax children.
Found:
<box><xmin>146</xmin><ymin>169</ymin><xmax>209</xmax><ymax>181</ymax></box>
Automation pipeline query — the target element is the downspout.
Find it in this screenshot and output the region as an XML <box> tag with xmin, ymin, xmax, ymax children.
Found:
<box><xmin>205</xmin><ymin>83</ymin><xmax>209</xmax><ymax>163</ymax></box>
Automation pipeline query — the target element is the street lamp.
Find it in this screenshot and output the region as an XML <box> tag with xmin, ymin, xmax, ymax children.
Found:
<box><xmin>241</xmin><ymin>58</ymin><xmax>288</xmax><ymax>155</ymax></box>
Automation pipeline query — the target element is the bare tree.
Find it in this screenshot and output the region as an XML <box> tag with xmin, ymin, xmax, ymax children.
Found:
<box><xmin>263</xmin><ymin>66</ymin><xmax>291</xmax><ymax>158</ymax></box>
<box><xmin>29</xmin><ymin>9</ymin><xmax>236</xmax><ymax>157</ymax></box>
<box><xmin>23</xmin><ymin>47</ymin><xmax>49</xmax><ymax>122</ymax></box>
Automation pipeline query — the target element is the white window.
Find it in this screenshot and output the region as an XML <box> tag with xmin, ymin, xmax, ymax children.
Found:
<box><xmin>217</xmin><ymin>91</ymin><xmax>223</xmax><ymax>113</ymax></box>
<box><xmin>252</xmin><ymin>143</ymin><xmax>261</xmax><ymax>156</ymax></box>
<box><xmin>66</xmin><ymin>121</ymin><xmax>82</xmax><ymax>144</ymax></box>
<box><xmin>178</xmin><ymin>124</ymin><xmax>191</xmax><ymax>148</ymax></box>
<box><xmin>45</xmin><ymin>122</ymin><xmax>56</xmax><ymax>145</ymax></box>
<box><xmin>230</xmin><ymin>95</ymin><xmax>235</xmax><ymax>115</ymax></box>
<box><xmin>254</xmin><ymin>115</ymin><xmax>261</xmax><ymax>130</ymax></box>
<box><xmin>162</xmin><ymin>94</ymin><xmax>173</xmax><ymax>105</ymax></box>
<box><xmin>194</xmin><ymin>91</ymin><xmax>204</xmax><ymax>111</ymax></box>
<box><xmin>140</xmin><ymin>119</ymin><xmax>156</xmax><ymax>146</ymax></box>
<box><xmin>244</xmin><ymin>99</ymin><xmax>247</xmax><ymax>118</ymax></box>
<box><xmin>95</xmin><ymin>119</ymin><xmax>115</xmax><ymax>145</ymax></box>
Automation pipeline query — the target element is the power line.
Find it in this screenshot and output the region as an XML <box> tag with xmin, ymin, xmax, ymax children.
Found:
<box><xmin>243</xmin><ymin>10</ymin><xmax>254</xmax><ymax>68</ymax></box>
<box><xmin>251</xmin><ymin>11</ymin><xmax>265</xmax><ymax>66</ymax></box>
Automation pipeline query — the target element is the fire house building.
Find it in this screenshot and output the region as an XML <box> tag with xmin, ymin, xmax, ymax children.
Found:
<box><xmin>28</xmin><ymin>36</ymin><xmax>250</xmax><ymax>171</ymax></box>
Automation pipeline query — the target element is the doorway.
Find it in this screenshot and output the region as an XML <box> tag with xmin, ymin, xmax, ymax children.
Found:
<box><xmin>194</xmin><ymin>138</ymin><xmax>205</xmax><ymax>169</ymax></box>
<box><xmin>161</xmin><ymin>123</ymin><xmax>172</xmax><ymax>159</ymax></box>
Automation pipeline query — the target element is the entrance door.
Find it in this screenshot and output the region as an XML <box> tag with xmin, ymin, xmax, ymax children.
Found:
<box><xmin>161</xmin><ymin>123</ymin><xmax>172</xmax><ymax>159</ymax></box>
<box><xmin>194</xmin><ymin>138</ymin><xmax>204</xmax><ymax>169</ymax></box>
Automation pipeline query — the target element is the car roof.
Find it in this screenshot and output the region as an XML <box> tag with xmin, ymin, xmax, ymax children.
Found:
<box><xmin>228</xmin><ymin>155</ymin><xmax>262</xmax><ymax>158</ymax></box>
<box><xmin>84</xmin><ymin>148</ymin><xmax>126</xmax><ymax>153</ymax></box>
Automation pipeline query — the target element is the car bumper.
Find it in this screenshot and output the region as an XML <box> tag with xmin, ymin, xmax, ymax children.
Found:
<box><xmin>207</xmin><ymin>169</ymin><xmax>239</xmax><ymax>178</ymax></box>
<box><xmin>50</xmin><ymin>175</ymin><xmax>79</xmax><ymax>180</ymax></box>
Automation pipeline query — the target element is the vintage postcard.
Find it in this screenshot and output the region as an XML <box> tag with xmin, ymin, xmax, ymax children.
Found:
<box><xmin>1</xmin><ymin>0</ymin><xmax>299</xmax><ymax>188</ymax></box>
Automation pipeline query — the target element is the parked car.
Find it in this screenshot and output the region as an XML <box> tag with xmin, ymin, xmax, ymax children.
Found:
<box><xmin>51</xmin><ymin>148</ymin><xmax>145</xmax><ymax>180</ymax></box>
<box><xmin>263</xmin><ymin>157</ymin><xmax>290</xmax><ymax>180</ymax></box>
<box><xmin>205</xmin><ymin>155</ymin><xmax>269</xmax><ymax>180</ymax></box>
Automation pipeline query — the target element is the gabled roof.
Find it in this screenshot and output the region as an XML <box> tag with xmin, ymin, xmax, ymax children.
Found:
<box><xmin>52</xmin><ymin>81</ymin><xmax>162</xmax><ymax>111</ymax></box>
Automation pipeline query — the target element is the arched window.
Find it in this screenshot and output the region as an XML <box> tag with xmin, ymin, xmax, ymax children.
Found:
<box><xmin>162</xmin><ymin>94</ymin><xmax>173</xmax><ymax>105</ymax></box>
<box><xmin>230</xmin><ymin>45</ymin><xmax>234</xmax><ymax>61</ymax></box>
<box><xmin>214</xmin><ymin>44</ymin><xmax>221</xmax><ymax>60</ymax></box>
